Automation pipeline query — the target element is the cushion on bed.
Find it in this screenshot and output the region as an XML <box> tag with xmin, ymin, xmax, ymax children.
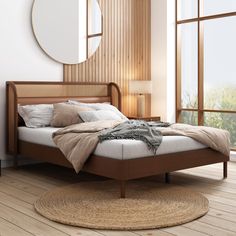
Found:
<box><xmin>18</xmin><ymin>104</ymin><xmax>53</xmax><ymax>128</ymax></box>
<box><xmin>50</xmin><ymin>103</ymin><xmax>94</xmax><ymax>127</ymax></box>
<box><xmin>68</xmin><ymin>100</ymin><xmax>128</xmax><ymax>120</ymax></box>
<box><xmin>79</xmin><ymin>110</ymin><xmax>123</xmax><ymax>122</ymax></box>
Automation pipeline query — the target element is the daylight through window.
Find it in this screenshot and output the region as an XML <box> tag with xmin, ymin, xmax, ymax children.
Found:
<box><xmin>176</xmin><ymin>0</ymin><xmax>236</xmax><ymax>149</ymax></box>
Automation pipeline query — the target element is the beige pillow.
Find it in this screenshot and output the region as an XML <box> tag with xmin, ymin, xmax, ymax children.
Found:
<box><xmin>50</xmin><ymin>103</ymin><xmax>93</xmax><ymax>127</ymax></box>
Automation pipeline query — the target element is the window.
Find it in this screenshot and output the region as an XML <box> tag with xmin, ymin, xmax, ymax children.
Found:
<box><xmin>176</xmin><ymin>0</ymin><xmax>236</xmax><ymax>149</ymax></box>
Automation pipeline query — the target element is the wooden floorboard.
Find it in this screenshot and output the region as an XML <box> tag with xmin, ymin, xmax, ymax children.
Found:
<box><xmin>0</xmin><ymin>217</ymin><xmax>34</xmax><ymax>236</ymax></box>
<box><xmin>0</xmin><ymin>162</ymin><xmax>236</xmax><ymax>236</ymax></box>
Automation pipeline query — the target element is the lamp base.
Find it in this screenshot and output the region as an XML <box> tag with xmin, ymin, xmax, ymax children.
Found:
<box><xmin>137</xmin><ymin>94</ymin><xmax>145</xmax><ymax>117</ymax></box>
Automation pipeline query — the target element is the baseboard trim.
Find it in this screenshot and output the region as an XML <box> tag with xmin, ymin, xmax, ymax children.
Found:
<box><xmin>1</xmin><ymin>158</ymin><xmax>41</xmax><ymax>168</ymax></box>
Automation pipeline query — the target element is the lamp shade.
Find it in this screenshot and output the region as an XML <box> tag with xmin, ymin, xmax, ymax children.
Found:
<box><xmin>129</xmin><ymin>80</ymin><xmax>152</xmax><ymax>94</ymax></box>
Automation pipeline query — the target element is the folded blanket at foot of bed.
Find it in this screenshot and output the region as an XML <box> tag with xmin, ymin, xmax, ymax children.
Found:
<box><xmin>52</xmin><ymin>120</ymin><xmax>230</xmax><ymax>173</ymax></box>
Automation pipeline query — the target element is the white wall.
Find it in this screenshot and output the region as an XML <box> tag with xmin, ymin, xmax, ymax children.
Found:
<box><xmin>151</xmin><ymin>0</ymin><xmax>167</xmax><ymax>121</ymax></box>
<box><xmin>0</xmin><ymin>0</ymin><xmax>63</xmax><ymax>164</ymax></box>
<box><xmin>151</xmin><ymin>0</ymin><xmax>175</xmax><ymax>123</ymax></box>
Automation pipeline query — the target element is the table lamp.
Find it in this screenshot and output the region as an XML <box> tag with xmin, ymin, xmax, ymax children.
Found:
<box><xmin>129</xmin><ymin>80</ymin><xmax>152</xmax><ymax>117</ymax></box>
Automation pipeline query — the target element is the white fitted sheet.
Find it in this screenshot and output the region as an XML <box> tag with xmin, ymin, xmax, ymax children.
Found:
<box><xmin>18</xmin><ymin>127</ymin><xmax>207</xmax><ymax>160</ymax></box>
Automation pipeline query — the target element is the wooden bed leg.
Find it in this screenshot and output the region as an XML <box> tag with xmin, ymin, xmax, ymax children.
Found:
<box><xmin>165</xmin><ymin>173</ymin><xmax>170</xmax><ymax>184</ymax></box>
<box><xmin>120</xmin><ymin>180</ymin><xmax>126</xmax><ymax>198</ymax></box>
<box><xmin>0</xmin><ymin>159</ymin><xmax>1</xmax><ymax>176</ymax></box>
<box><xmin>223</xmin><ymin>162</ymin><xmax>228</xmax><ymax>179</ymax></box>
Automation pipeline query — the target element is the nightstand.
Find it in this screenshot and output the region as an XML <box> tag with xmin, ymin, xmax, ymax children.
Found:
<box><xmin>128</xmin><ymin>116</ymin><xmax>161</xmax><ymax>122</ymax></box>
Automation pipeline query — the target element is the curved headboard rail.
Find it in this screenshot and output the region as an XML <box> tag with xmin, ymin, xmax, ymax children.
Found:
<box><xmin>6</xmin><ymin>81</ymin><xmax>122</xmax><ymax>155</ymax></box>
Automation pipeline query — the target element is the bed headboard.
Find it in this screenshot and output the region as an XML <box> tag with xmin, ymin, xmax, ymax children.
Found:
<box><xmin>6</xmin><ymin>81</ymin><xmax>122</xmax><ymax>155</ymax></box>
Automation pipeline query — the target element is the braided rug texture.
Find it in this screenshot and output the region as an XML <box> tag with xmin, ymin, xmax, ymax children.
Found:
<box><xmin>34</xmin><ymin>181</ymin><xmax>209</xmax><ymax>230</ymax></box>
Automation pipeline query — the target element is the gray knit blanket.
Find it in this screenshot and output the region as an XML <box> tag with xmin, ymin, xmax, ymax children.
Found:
<box><xmin>98</xmin><ymin>120</ymin><xmax>170</xmax><ymax>154</ymax></box>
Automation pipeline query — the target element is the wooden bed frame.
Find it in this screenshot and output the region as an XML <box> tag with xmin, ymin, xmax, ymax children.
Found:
<box><xmin>6</xmin><ymin>81</ymin><xmax>229</xmax><ymax>198</ymax></box>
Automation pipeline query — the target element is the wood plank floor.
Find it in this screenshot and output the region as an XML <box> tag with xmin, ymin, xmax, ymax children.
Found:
<box><xmin>0</xmin><ymin>162</ymin><xmax>236</xmax><ymax>236</ymax></box>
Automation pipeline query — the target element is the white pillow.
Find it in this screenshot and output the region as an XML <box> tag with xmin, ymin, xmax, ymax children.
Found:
<box><xmin>18</xmin><ymin>104</ymin><xmax>53</xmax><ymax>128</ymax></box>
<box><xmin>68</xmin><ymin>101</ymin><xmax>128</xmax><ymax>120</ymax></box>
<box><xmin>79</xmin><ymin>110</ymin><xmax>122</xmax><ymax>122</ymax></box>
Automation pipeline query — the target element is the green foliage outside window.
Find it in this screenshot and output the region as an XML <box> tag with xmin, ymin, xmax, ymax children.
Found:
<box><xmin>181</xmin><ymin>87</ymin><xmax>236</xmax><ymax>148</ymax></box>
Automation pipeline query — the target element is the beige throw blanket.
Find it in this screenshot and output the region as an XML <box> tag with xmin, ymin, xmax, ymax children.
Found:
<box><xmin>159</xmin><ymin>124</ymin><xmax>230</xmax><ymax>156</ymax></box>
<box><xmin>53</xmin><ymin>121</ymin><xmax>230</xmax><ymax>173</ymax></box>
<box><xmin>52</xmin><ymin>120</ymin><xmax>123</xmax><ymax>173</ymax></box>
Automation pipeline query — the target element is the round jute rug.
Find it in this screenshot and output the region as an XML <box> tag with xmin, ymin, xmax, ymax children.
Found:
<box><xmin>34</xmin><ymin>181</ymin><xmax>209</xmax><ymax>230</ymax></box>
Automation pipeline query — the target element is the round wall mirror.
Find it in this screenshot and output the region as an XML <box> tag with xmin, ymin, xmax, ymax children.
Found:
<box><xmin>32</xmin><ymin>0</ymin><xmax>102</xmax><ymax>64</ymax></box>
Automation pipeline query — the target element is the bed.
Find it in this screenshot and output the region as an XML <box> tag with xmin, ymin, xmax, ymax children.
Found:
<box><xmin>6</xmin><ymin>81</ymin><xmax>229</xmax><ymax>198</ymax></box>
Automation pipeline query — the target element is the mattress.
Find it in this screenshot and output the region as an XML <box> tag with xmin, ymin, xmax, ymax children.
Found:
<box><xmin>18</xmin><ymin>127</ymin><xmax>207</xmax><ymax>160</ymax></box>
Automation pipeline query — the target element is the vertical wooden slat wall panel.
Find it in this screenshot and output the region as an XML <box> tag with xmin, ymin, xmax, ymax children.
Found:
<box><xmin>64</xmin><ymin>0</ymin><xmax>151</xmax><ymax>116</ymax></box>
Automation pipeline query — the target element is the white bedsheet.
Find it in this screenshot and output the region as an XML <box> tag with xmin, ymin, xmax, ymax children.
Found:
<box><xmin>18</xmin><ymin>127</ymin><xmax>207</xmax><ymax>160</ymax></box>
